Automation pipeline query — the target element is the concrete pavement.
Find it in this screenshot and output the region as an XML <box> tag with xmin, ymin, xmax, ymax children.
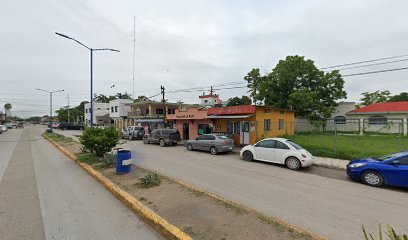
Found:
<box><xmin>123</xmin><ymin>140</ymin><xmax>408</xmax><ymax>240</ymax></box>
<box><xmin>0</xmin><ymin>127</ymin><xmax>162</xmax><ymax>240</ymax></box>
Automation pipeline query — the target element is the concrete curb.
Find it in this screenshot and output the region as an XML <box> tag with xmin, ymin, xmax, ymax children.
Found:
<box><xmin>140</xmin><ymin>165</ymin><xmax>328</xmax><ymax>240</ymax></box>
<box><xmin>43</xmin><ymin>134</ymin><xmax>192</xmax><ymax>240</ymax></box>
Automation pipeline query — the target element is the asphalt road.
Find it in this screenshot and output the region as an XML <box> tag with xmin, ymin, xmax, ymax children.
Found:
<box><xmin>0</xmin><ymin>127</ymin><xmax>162</xmax><ymax>240</ymax></box>
<box><xmin>122</xmin><ymin>139</ymin><xmax>408</xmax><ymax>240</ymax></box>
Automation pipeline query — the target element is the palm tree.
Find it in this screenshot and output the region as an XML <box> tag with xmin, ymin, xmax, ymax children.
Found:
<box><xmin>4</xmin><ymin>103</ymin><xmax>12</xmax><ymax>119</ymax></box>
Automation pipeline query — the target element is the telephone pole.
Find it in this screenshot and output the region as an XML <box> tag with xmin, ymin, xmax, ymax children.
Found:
<box><xmin>67</xmin><ymin>94</ymin><xmax>70</xmax><ymax>123</ymax></box>
<box><xmin>161</xmin><ymin>85</ymin><xmax>166</xmax><ymax>127</ymax></box>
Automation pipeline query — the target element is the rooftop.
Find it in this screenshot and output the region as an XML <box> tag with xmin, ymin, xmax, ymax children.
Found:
<box><xmin>348</xmin><ymin>101</ymin><xmax>408</xmax><ymax>114</ymax></box>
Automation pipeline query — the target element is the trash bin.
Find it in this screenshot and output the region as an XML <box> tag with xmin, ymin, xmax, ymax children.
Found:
<box><xmin>116</xmin><ymin>150</ymin><xmax>132</xmax><ymax>175</ymax></box>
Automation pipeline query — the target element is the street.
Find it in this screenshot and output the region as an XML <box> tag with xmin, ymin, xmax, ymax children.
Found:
<box><xmin>0</xmin><ymin>127</ymin><xmax>162</xmax><ymax>240</ymax></box>
<box><xmin>123</xmin><ymin>138</ymin><xmax>408</xmax><ymax>240</ymax></box>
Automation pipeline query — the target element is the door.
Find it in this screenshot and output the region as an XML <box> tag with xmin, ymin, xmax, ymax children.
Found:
<box><xmin>241</xmin><ymin>121</ymin><xmax>250</xmax><ymax>145</ymax></box>
<box><xmin>383</xmin><ymin>157</ymin><xmax>408</xmax><ymax>187</ymax></box>
<box><xmin>203</xmin><ymin>135</ymin><xmax>216</xmax><ymax>151</ymax></box>
<box><xmin>151</xmin><ymin>129</ymin><xmax>160</xmax><ymax>143</ymax></box>
<box><xmin>274</xmin><ymin>140</ymin><xmax>291</xmax><ymax>164</ymax></box>
<box><xmin>193</xmin><ymin>135</ymin><xmax>206</xmax><ymax>150</ymax></box>
<box><xmin>254</xmin><ymin>140</ymin><xmax>276</xmax><ymax>161</ymax></box>
<box><xmin>183</xmin><ymin>123</ymin><xmax>190</xmax><ymax>140</ymax></box>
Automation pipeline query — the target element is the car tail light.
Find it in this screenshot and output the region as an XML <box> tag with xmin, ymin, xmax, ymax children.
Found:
<box><xmin>301</xmin><ymin>154</ymin><xmax>307</xmax><ymax>158</ymax></box>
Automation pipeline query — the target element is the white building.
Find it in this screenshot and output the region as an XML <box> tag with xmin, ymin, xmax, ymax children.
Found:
<box><xmin>84</xmin><ymin>102</ymin><xmax>110</xmax><ymax>126</ymax></box>
<box><xmin>109</xmin><ymin>99</ymin><xmax>133</xmax><ymax>128</ymax></box>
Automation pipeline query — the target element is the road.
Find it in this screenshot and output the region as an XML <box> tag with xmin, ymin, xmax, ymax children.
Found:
<box><xmin>122</xmin><ymin>139</ymin><xmax>408</xmax><ymax>240</ymax></box>
<box><xmin>0</xmin><ymin>127</ymin><xmax>162</xmax><ymax>240</ymax></box>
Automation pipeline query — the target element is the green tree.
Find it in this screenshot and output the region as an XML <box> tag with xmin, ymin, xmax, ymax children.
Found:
<box><xmin>79</xmin><ymin>126</ymin><xmax>120</xmax><ymax>157</ymax></box>
<box><xmin>227</xmin><ymin>96</ymin><xmax>252</xmax><ymax>106</ymax></box>
<box><xmin>388</xmin><ymin>92</ymin><xmax>408</xmax><ymax>102</ymax></box>
<box><xmin>244</xmin><ymin>68</ymin><xmax>263</xmax><ymax>105</ymax></box>
<box><xmin>116</xmin><ymin>92</ymin><xmax>132</xmax><ymax>100</ymax></box>
<box><xmin>249</xmin><ymin>55</ymin><xmax>346</xmax><ymax>122</ymax></box>
<box><xmin>94</xmin><ymin>94</ymin><xmax>112</xmax><ymax>103</ymax></box>
<box><xmin>133</xmin><ymin>95</ymin><xmax>148</xmax><ymax>103</ymax></box>
<box><xmin>358</xmin><ymin>90</ymin><xmax>390</xmax><ymax>107</ymax></box>
<box><xmin>4</xmin><ymin>103</ymin><xmax>12</xmax><ymax>119</ymax></box>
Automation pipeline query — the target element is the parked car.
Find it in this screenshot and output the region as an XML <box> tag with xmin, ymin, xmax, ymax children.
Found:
<box><xmin>5</xmin><ymin>123</ymin><xmax>13</xmax><ymax>129</ymax></box>
<box><xmin>240</xmin><ymin>138</ymin><xmax>313</xmax><ymax>170</ymax></box>
<box><xmin>0</xmin><ymin>125</ymin><xmax>7</xmax><ymax>133</ymax></box>
<box><xmin>143</xmin><ymin>129</ymin><xmax>181</xmax><ymax>147</ymax></box>
<box><xmin>122</xmin><ymin>126</ymin><xmax>145</xmax><ymax>140</ymax></box>
<box><xmin>57</xmin><ymin>122</ymin><xmax>84</xmax><ymax>130</ymax></box>
<box><xmin>16</xmin><ymin>122</ymin><xmax>24</xmax><ymax>128</ymax></box>
<box><xmin>47</xmin><ymin>122</ymin><xmax>60</xmax><ymax>128</ymax></box>
<box><xmin>347</xmin><ymin>151</ymin><xmax>408</xmax><ymax>188</ymax></box>
<box><xmin>186</xmin><ymin>134</ymin><xmax>234</xmax><ymax>155</ymax></box>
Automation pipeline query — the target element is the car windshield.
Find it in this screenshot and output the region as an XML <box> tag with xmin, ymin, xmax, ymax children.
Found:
<box><xmin>286</xmin><ymin>140</ymin><xmax>303</xmax><ymax>150</ymax></box>
<box><xmin>372</xmin><ymin>152</ymin><xmax>407</xmax><ymax>161</ymax></box>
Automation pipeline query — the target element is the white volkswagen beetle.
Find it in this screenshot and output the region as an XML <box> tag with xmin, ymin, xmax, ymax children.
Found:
<box><xmin>240</xmin><ymin>138</ymin><xmax>313</xmax><ymax>170</ymax></box>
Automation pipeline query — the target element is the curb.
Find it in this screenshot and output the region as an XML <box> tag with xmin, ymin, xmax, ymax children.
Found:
<box><xmin>43</xmin><ymin>134</ymin><xmax>192</xmax><ymax>240</ymax></box>
<box><xmin>139</xmin><ymin>165</ymin><xmax>328</xmax><ymax>240</ymax></box>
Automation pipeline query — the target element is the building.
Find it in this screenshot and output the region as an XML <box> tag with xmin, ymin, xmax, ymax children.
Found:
<box><xmin>84</xmin><ymin>102</ymin><xmax>110</xmax><ymax>126</ymax></box>
<box><xmin>167</xmin><ymin>107</ymin><xmax>212</xmax><ymax>140</ymax></box>
<box><xmin>109</xmin><ymin>99</ymin><xmax>133</xmax><ymax>129</ymax></box>
<box><xmin>207</xmin><ymin>105</ymin><xmax>295</xmax><ymax>145</ymax></box>
<box><xmin>346</xmin><ymin>101</ymin><xmax>408</xmax><ymax>135</ymax></box>
<box><xmin>199</xmin><ymin>87</ymin><xmax>223</xmax><ymax>108</ymax></box>
<box><xmin>0</xmin><ymin>111</ymin><xmax>5</xmax><ymax>124</ymax></box>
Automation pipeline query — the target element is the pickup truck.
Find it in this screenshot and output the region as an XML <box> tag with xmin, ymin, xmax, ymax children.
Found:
<box><xmin>122</xmin><ymin>126</ymin><xmax>145</xmax><ymax>140</ymax></box>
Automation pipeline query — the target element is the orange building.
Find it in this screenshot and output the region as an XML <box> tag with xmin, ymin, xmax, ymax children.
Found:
<box><xmin>167</xmin><ymin>107</ymin><xmax>213</xmax><ymax>140</ymax></box>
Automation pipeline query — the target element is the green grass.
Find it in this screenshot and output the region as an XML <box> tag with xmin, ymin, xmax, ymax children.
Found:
<box><xmin>45</xmin><ymin>132</ymin><xmax>73</xmax><ymax>143</ymax></box>
<box><xmin>286</xmin><ymin>133</ymin><xmax>408</xmax><ymax>160</ymax></box>
<box><xmin>76</xmin><ymin>153</ymin><xmax>100</xmax><ymax>165</ymax></box>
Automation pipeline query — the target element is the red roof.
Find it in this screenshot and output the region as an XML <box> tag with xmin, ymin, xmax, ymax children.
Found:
<box><xmin>208</xmin><ymin>105</ymin><xmax>256</xmax><ymax>115</ymax></box>
<box><xmin>349</xmin><ymin>101</ymin><xmax>408</xmax><ymax>114</ymax></box>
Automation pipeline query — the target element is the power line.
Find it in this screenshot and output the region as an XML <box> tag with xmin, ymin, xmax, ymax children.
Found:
<box><xmin>335</xmin><ymin>58</ymin><xmax>408</xmax><ymax>71</ymax></box>
<box><xmin>320</xmin><ymin>54</ymin><xmax>408</xmax><ymax>70</ymax></box>
<box><xmin>343</xmin><ymin>66</ymin><xmax>408</xmax><ymax>77</ymax></box>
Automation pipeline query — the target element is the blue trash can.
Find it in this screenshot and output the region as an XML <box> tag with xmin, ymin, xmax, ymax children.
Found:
<box><xmin>116</xmin><ymin>150</ymin><xmax>132</xmax><ymax>175</ymax></box>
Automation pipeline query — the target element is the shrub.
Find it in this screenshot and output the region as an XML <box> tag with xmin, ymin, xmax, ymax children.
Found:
<box><xmin>139</xmin><ymin>173</ymin><xmax>161</xmax><ymax>188</ymax></box>
<box><xmin>362</xmin><ymin>224</ymin><xmax>408</xmax><ymax>240</ymax></box>
<box><xmin>79</xmin><ymin>126</ymin><xmax>120</xmax><ymax>157</ymax></box>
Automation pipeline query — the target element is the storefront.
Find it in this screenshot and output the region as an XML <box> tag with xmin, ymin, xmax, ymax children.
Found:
<box><xmin>208</xmin><ymin>105</ymin><xmax>295</xmax><ymax>145</ymax></box>
<box><xmin>166</xmin><ymin>107</ymin><xmax>212</xmax><ymax>140</ymax></box>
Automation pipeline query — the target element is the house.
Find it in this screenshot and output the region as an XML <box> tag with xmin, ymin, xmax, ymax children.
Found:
<box><xmin>84</xmin><ymin>102</ymin><xmax>110</xmax><ymax>126</ymax></box>
<box><xmin>167</xmin><ymin>107</ymin><xmax>212</xmax><ymax>140</ymax></box>
<box><xmin>199</xmin><ymin>87</ymin><xmax>223</xmax><ymax>108</ymax></box>
<box><xmin>346</xmin><ymin>101</ymin><xmax>408</xmax><ymax>135</ymax></box>
<box><xmin>207</xmin><ymin>105</ymin><xmax>295</xmax><ymax>145</ymax></box>
<box><xmin>109</xmin><ymin>99</ymin><xmax>133</xmax><ymax>129</ymax></box>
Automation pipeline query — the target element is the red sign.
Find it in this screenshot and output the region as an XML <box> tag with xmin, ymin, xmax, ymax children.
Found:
<box><xmin>207</xmin><ymin>105</ymin><xmax>256</xmax><ymax>115</ymax></box>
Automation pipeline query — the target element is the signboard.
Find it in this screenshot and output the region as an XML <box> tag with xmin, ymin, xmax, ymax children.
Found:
<box><xmin>207</xmin><ymin>105</ymin><xmax>256</xmax><ymax>115</ymax></box>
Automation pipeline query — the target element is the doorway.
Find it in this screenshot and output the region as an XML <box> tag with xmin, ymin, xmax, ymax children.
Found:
<box><xmin>240</xmin><ymin>121</ymin><xmax>250</xmax><ymax>145</ymax></box>
<box><xmin>183</xmin><ymin>123</ymin><xmax>190</xmax><ymax>140</ymax></box>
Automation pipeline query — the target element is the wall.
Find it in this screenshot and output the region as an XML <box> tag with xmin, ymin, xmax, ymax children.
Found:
<box><xmin>84</xmin><ymin>102</ymin><xmax>110</xmax><ymax>125</ymax></box>
<box><xmin>255</xmin><ymin>108</ymin><xmax>295</xmax><ymax>141</ymax></box>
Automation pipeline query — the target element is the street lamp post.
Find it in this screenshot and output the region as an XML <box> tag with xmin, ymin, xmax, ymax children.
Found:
<box><xmin>35</xmin><ymin>88</ymin><xmax>64</xmax><ymax>132</ymax></box>
<box><xmin>55</xmin><ymin>32</ymin><xmax>119</xmax><ymax>127</ymax></box>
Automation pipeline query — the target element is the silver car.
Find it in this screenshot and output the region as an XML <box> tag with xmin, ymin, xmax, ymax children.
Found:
<box><xmin>186</xmin><ymin>134</ymin><xmax>234</xmax><ymax>155</ymax></box>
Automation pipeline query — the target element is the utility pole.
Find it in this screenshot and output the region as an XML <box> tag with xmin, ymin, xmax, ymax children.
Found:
<box><xmin>161</xmin><ymin>85</ymin><xmax>166</xmax><ymax>127</ymax></box>
<box><xmin>132</xmin><ymin>16</ymin><xmax>136</xmax><ymax>100</ymax></box>
<box><xmin>36</xmin><ymin>88</ymin><xmax>64</xmax><ymax>132</ymax></box>
<box><xmin>67</xmin><ymin>94</ymin><xmax>70</xmax><ymax>123</ymax></box>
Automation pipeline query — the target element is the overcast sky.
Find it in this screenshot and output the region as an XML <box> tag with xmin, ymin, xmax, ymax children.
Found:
<box><xmin>1</xmin><ymin>0</ymin><xmax>407</xmax><ymax>117</ymax></box>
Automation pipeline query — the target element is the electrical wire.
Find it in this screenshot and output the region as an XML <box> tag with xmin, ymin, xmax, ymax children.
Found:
<box><xmin>320</xmin><ymin>54</ymin><xmax>408</xmax><ymax>70</ymax></box>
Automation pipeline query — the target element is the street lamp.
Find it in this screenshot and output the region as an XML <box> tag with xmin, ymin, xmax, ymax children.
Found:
<box><xmin>35</xmin><ymin>88</ymin><xmax>64</xmax><ymax>132</ymax></box>
<box><xmin>55</xmin><ymin>32</ymin><xmax>120</xmax><ymax>127</ymax></box>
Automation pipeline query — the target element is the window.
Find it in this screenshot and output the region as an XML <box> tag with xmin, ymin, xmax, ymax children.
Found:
<box><xmin>115</xmin><ymin>106</ymin><xmax>118</xmax><ymax>112</ymax></box>
<box><xmin>111</xmin><ymin>107</ymin><xmax>114</xmax><ymax>113</ymax></box>
<box><xmin>264</xmin><ymin>119</ymin><xmax>271</xmax><ymax>131</ymax></box>
<box><xmin>334</xmin><ymin>116</ymin><xmax>346</xmax><ymax>124</ymax></box>
<box><xmin>279</xmin><ymin>119</ymin><xmax>284</xmax><ymax>130</ymax></box>
<box><xmin>145</xmin><ymin>108</ymin><xmax>149</xmax><ymax>115</ymax></box>
<box><xmin>233</xmin><ymin>122</ymin><xmax>240</xmax><ymax>134</ymax></box>
<box><xmin>214</xmin><ymin>100</ymin><xmax>217</xmax><ymax>103</ymax></box>
<box><xmin>204</xmin><ymin>100</ymin><xmax>208</xmax><ymax>103</ymax></box>
<box><xmin>227</xmin><ymin>121</ymin><xmax>241</xmax><ymax>134</ymax></box>
<box><xmin>368</xmin><ymin>116</ymin><xmax>387</xmax><ymax>125</ymax></box>
<box><xmin>167</xmin><ymin>108</ymin><xmax>172</xmax><ymax>114</ymax></box>
<box><xmin>256</xmin><ymin>140</ymin><xmax>275</xmax><ymax>148</ymax></box>
<box><xmin>397</xmin><ymin>156</ymin><xmax>408</xmax><ymax>165</ymax></box>
<box><xmin>156</xmin><ymin>108</ymin><xmax>164</xmax><ymax>115</ymax></box>
<box><xmin>205</xmin><ymin>135</ymin><xmax>216</xmax><ymax>140</ymax></box>
<box><xmin>286</xmin><ymin>141</ymin><xmax>303</xmax><ymax>150</ymax></box>
<box><xmin>85</xmin><ymin>109</ymin><xmax>88</xmax><ymax>113</ymax></box>
<box><xmin>198</xmin><ymin>124</ymin><xmax>211</xmax><ymax>135</ymax></box>
<box><xmin>196</xmin><ymin>135</ymin><xmax>206</xmax><ymax>140</ymax></box>
<box><xmin>275</xmin><ymin>141</ymin><xmax>290</xmax><ymax>150</ymax></box>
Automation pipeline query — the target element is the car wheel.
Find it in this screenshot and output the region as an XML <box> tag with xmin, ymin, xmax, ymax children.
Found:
<box><xmin>159</xmin><ymin>139</ymin><xmax>166</xmax><ymax>147</ymax></box>
<box><xmin>143</xmin><ymin>138</ymin><xmax>149</xmax><ymax>144</ymax></box>
<box><xmin>285</xmin><ymin>157</ymin><xmax>301</xmax><ymax>170</ymax></box>
<box><xmin>243</xmin><ymin>151</ymin><xmax>253</xmax><ymax>161</ymax></box>
<box><xmin>210</xmin><ymin>147</ymin><xmax>218</xmax><ymax>155</ymax></box>
<box><xmin>187</xmin><ymin>144</ymin><xmax>193</xmax><ymax>151</ymax></box>
<box><xmin>362</xmin><ymin>171</ymin><xmax>384</xmax><ymax>187</ymax></box>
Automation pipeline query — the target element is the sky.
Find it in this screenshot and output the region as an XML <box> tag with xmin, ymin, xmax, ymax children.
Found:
<box><xmin>1</xmin><ymin>0</ymin><xmax>407</xmax><ymax>117</ymax></box>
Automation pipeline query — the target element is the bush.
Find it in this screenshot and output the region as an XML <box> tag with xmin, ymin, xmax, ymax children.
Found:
<box><xmin>139</xmin><ymin>173</ymin><xmax>161</xmax><ymax>188</ymax></box>
<box><xmin>79</xmin><ymin>126</ymin><xmax>120</xmax><ymax>157</ymax></box>
<box><xmin>362</xmin><ymin>224</ymin><xmax>408</xmax><ymax>240</ymax></box>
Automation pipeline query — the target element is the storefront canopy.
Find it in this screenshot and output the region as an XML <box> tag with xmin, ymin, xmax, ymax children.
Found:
<box><xmin>135</xmin><ymin>119</ymin><xmax>164</xmax><ymax>123</ymax></box>
<box><xmin>207</xmin><ymin>114</ymin><xmax>254</xmax><ymax>119</ymax></box>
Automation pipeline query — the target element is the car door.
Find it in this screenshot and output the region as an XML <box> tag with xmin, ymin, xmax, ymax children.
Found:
<box><xmin>193</xmin><ymin>135</ymin><xmax>206</xmax><ymax>150</ymax></box>
<box><xmin>383</xmin><ymin>157</ymin><xmax>408</xmax><ymax>188</ymax></box>
<box><xmin>153</xmin><ymin>130</ymin><xmax>161</xmax><ymax>143</ymax></box>
<box><xmin>274</xmin><ymin>140</ymin><xmax>291</xmax><ymax>164</ymax></box>
<box><xmin>203</xmin><ymin>135</ymin><xmax>216</xmax><ymax>151</ymax></box>
<box><xmin>253</xmin><ymin>140</ymin><xmax>276</xmax><ymax>162</ymax></box>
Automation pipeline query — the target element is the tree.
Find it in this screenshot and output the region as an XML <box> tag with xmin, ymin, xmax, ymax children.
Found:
<box><xmin>244</xmin><ymin>68</ymin><xmax>263</xmax><ymax>105</ymax></box>
<box><xmin>94</xmin><ymin>94</ymin><xmax>112</xmax><ymax>103</ymax></box>
<box><xmin>134</xmin><ymin>95</ymin><xmax>148</xmax><ymax>103</ymax></box>
<box><xmin>358</xmin><ymin>90</ymin><xmax>390</xmax><ymax>107</ymax></box>
<box><xmin>227</xmin><ymin>96</ymin><xmax>252</xmax><ymax>106</ymax></box>
<box><xmin>79</xmin><ymin>126</ymin><xmax>120</xmax><ymax>157</ymax></box>
<box><xmin>388</xmin><ymin>92</ymin><xmax>408</xmax><ymax>102</ymax></box>
<box><xmin>4</xmin><ymin>103</ymin><xmax>12</xmax><ymax>119</ymax></box>
<box><xmin>247</xmin><ymin>55</ymin><xmax>347</xmax><ymax>122</ymax></box>
<box><xmin>116</xmin><ymin>92</ymin><xmax>132</xmax><ymax>100</ymax></box>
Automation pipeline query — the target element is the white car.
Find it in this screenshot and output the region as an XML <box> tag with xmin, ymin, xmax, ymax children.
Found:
<box><xmin>0</xmin><ymin>125</ymin><xmax>7</xmax><ymax>133</ymax></box>
<box><xmin>240</xmin><ymin>138</ymin><xmax>313</xmax><ymax>170</ymax></box>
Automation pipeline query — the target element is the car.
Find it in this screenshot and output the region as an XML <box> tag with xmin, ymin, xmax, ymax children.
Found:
<box><xmin>240</xmin><ymin>138</ymin><xmax>313</xmax><ymax>170</ymax></box>
<box><xmin>143</xmin><ymin>129</ymin><xmax>181</xmax><ymax>147</ymax></box>
<box><xmin>16</xmin><ymin>122</ymin><xmax>24</xmax><ymax>128</ymax></box>
<box><xmin>47</xmin><ymin>122</ymin><xmax>60</xmax><ymax>128</ymax></box>
<box><xmin>0</xmin><ymin>125</ymin><xmax>7</xmax><ymax>133</ymax></box>
<box><xmin>186</xmin><ymin>134</ymin><xmax>234</xmax><ymax>155</ymax></box>
<box><xmin>347</xmin><ymin>151</ymin><xmax>408</xmax><ymax>188</ymax></box>
<box><xmin>57</xmin><ymin>122</ymin><xmax>84</xmax><ymax>130</ymax></box>
<box><xmin>5</xmin><ymin>123</ymin><xmax>13</xmax><ymax>129</ymax></box>
<box><xmin>122</xmin><ymin>126</ymin><xmax>145</xmax><ymax>140</ymax></box>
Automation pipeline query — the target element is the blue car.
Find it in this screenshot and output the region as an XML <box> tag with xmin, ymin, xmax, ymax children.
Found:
<box><xmin>347</xmin><ymin>151</ymin><xmax>408</xmax><ymax>188</ymax></box>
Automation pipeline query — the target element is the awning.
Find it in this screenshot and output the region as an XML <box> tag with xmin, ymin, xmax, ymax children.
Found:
<box><xmin>135</xmin><ymin>119</ymin><xmax>164</xmax><ymax>123</ymax></box>
<box><xmin>207</xmin><ymin>114</ymin><xmax>254</xmax><ymax>119</ymax></box>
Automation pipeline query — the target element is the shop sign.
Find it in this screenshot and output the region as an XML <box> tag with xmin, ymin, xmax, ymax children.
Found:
<box><xmin>176</xmin><ymin>114</ymin><xmax>195</xmax><ymax>119</ymax></box>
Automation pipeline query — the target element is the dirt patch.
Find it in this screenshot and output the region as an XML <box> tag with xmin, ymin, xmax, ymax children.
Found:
<box><xmin>100</xmin><ymin>167</ymin><xmax>312</xmax><ymax>240</ymax></box>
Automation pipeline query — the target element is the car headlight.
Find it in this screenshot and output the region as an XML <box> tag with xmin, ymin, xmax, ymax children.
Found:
<box><xmin>349</xmin><ymin>163</ymin><xmax>367</xmax><ymax>168</ymax></box>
